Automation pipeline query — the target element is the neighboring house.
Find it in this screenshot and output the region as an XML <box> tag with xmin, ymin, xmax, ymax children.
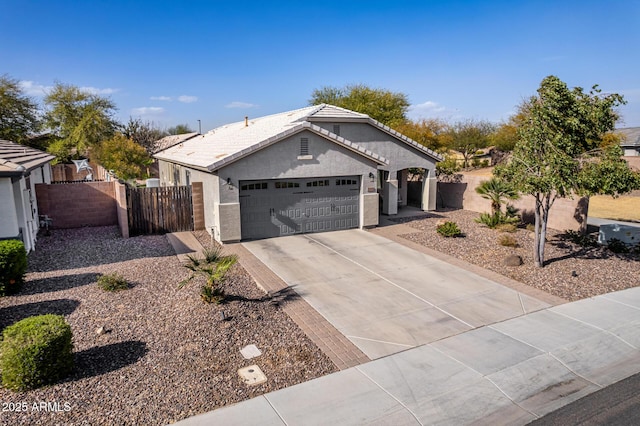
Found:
<box><xmin>617</xmin><ymin>127</ymin><xmax>640</xmax><ymax>156</ymax></box>
<box><xmin>155</xmin><ymin>104</ymin><xmax>442</xmax><ymax>243</ymax></box>
<box><xmin>0</xmin><ymin>140</ymin><xmax>54</xmax><ymax>251</ymax></box>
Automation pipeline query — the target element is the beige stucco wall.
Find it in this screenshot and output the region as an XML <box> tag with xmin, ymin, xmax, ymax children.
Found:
<box><xmin>438</xmin><ymin>173</ymin><xmax>589</xmax><ymax>232</ymax></box>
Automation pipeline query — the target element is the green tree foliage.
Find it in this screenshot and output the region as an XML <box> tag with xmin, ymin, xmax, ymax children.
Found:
<box><xmin>309</xmin><ymin>84</ymin><xmax>410</xmax><ymax>128</ymax></box>
<box><xmin>0</xmin><ymin>75</ymin><xmax>41</xmax><ymax>144</ymax></box>
<box><xmin>167</xmin><ymin>123</ymin><xmax>194</xmax><ymax>135</ymax></box>
<box><xmin>395</xmin><ymin>118</ymin><xmax>451</xmax><ymax>151</ymax></box>
<box><xmin>496</xmin><ymin>75</ymin><xmax>640</xmax><ymax>267</ymax></box>
<box><xmin>489</xmin><ymin>114</ymin><xmax>524</xmax><ymax>152</ymax></box>
<box><xmin>448</xmin><ymin>120</ymin><xmax>495</xmax><ymax>168</ymax></box>
<box><xmin>43</xmin><ymin>83</ymin><xmax>117</xmax><ymax>163</ymax></box>
<box><xmin>120</xmin><ymin>117</ymin><xmax>168</xmax><ymax>154</ymax></box>
<box><xmin>94</xmin><ymin>134</ymin><xmax>152</xmax><ymax>180</ymax></box>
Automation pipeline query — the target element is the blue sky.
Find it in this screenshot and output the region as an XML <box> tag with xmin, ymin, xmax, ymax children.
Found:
<box><xmin>2</xmin><ymin>0</ymin><xmax>639</xmax><ymax>132</ymax></box>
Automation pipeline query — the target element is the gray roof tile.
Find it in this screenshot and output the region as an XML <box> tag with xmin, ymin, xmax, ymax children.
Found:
<box><xmin>0</xmin><ymin>140</ymin><xmax>55</xmax><ymax>175</ymax></box>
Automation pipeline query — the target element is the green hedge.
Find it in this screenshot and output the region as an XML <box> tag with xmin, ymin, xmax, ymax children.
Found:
<box><xmin>0</xmin><ymin>314</ymin><xmax>74</xmax><ymax>391</ymax></box>
<box><xmin>0</xmin><ymin>240</ymin><xmax>27</xmax><ymax>296</ymax></box>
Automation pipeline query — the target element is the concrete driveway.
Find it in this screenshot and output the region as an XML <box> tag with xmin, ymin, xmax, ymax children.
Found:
<box><xmin>244</xmin><ymin>229</ymin><xmax>550</xmax><ymax>359</ymax></box>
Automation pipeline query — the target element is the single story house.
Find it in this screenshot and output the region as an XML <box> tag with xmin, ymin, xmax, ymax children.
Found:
<box><xmin>154</xmin><ymin>104</ymin><xmax>442</xmax><ymax>242</ymax></box>
<box><xmin>617</xmin><ymin>127</ymin><xmax>640</xmax><ymax>156</ymax></box>
<box><xmin>0</xmin><ymin>140</ymin><xmax>54</xmax><ymax>251</ymax></box>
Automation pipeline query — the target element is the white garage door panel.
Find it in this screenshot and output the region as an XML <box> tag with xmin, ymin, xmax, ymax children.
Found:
<box><xmin>240</xmin><ymin>176</ymin><xmax>360</xmax><ymax>240</ymax></box>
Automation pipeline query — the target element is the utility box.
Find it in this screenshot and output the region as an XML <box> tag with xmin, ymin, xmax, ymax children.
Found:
<box><xmin>598</xmin><ymin>223</ymin><xmax>640</xmax><ymax>246</ymax></box>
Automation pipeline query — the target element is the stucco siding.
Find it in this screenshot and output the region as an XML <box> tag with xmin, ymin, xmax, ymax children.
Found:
<box><xmin>362</xmin><ymin>193</ymin><xmax>379</xmax><ymax>227</ymax></box>
<box><xmin>314</xmin><ymin>122</ymin><xmax>437</xmax><ymax>171</ymax></box>
<box><xmin>216</xmin><ymin>130</ymin><xmax>379</xmax><ymax>204</ymax></box>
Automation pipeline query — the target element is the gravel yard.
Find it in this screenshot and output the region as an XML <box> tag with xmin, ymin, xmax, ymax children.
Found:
<box><xmin>393</xmin><ymin>209</ymin><xmax>640</xmax><ymax>301</ymax></box>
<box><xmin>0</xmin><ymin>226</ymin><xmax>335</xmax><ymax>425</ymax></box>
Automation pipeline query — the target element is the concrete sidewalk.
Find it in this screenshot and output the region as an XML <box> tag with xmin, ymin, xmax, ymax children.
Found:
<box><xmin>175</xmin><ymin>286</ymin><xmax>640</xmax><ymax>425</ymax></box>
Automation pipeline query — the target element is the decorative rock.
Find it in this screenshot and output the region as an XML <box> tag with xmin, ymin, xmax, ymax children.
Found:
<box><xmin>503</xmin><ymin>254</ymin><xmax>523</xmax><ymax>267</ymax></box>
<box><xmin>95</xmin><ymin>326</ymin><xmax>107</xmax><ymax>335</ymax></box>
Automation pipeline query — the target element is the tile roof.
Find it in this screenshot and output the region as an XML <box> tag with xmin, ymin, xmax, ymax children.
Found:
<box><xmin>0</xmin><ymin>140</ymin><xmax>55</xmax><ymax>176</ymax></box>
<box><xmin>152</xmin><ymin>132</ymin><xmax>200</xmax><ymax>154</ymax></box>
<box><xmin>617</xmin><ymin>127</ymin><xmax>640</xmax><ymax>147</ymax></box>
<box><xmin>154</xmin><ymin>104</ymin><xmax>441</xmax><ymax>170</ymax></box>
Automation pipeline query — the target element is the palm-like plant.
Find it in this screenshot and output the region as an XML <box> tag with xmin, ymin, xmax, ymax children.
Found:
<box><xmin>475</xmin><ymin>177</ymin><xmax>519</xmax><ymax>215</ymax></box>
<box><xmin>179</xmin><ymin>247</ymin><xmax>237</xmax><ymax>303</ymax></box>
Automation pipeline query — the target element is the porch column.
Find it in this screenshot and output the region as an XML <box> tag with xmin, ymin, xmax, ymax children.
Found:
<box><xmin>421</xmin><ymin>170</ymin><xmax>437</xmax><ymax>211</ymax></box>
<box><xmin>382</xmin><ymin>178</ymin><xmax>398</xmax><ymax>215</ymax></box>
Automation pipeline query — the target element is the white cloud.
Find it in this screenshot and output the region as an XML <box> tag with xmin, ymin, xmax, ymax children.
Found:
<box><xmin>225</xmin><ymin>101</ymin><xmax>258</xmax><ymax>109</ymax></box>
<box><xmin>410</xmin><ymin>101</ymin><xmax>446</xmax><ymax>114</ymax></box>
<box><xmin>18</xmin><ymin>81</ymin><xmax>117</xmax><ymax>96</ymax></box>
<box><xmin>131</xmin><ymin>107</ymin><xmax>165</xmax><ymax>115</ymax></box>
<box><xmin>19</xmin><ymin>81</ymin><xmax>53</xmax><ymax>96</ymax></box>
<box><xmin>178</xmin><ymin>95</ymin><xmax>198</xmax><ymax>103</ymax></box>
<box><xmin>150</xmin><ymin>96</ymin><xmax>172</xmax><ymax>101</ymax></box>
<box><xmin>79</xmin><ymin>86</ymin><xmax>118</xmax><ymax>95</ymax></box>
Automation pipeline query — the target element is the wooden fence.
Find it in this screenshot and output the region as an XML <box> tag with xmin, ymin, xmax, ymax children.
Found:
<box><xmin>126</xmin><ymin>186</ymin><xmax>194</xmax><ymax>235</ymax></box>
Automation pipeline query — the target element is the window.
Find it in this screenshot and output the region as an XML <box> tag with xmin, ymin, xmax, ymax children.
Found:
<box><xmin>336</xmin><ymin>178</ymin><xmax>357</xmax><ymax>186</ymax></box>
<box><xmin>275</xmin><ymin>181</ymin><xmax>300</xmax><ymax>189</ymax></box>
<box><xmin>240</xmin><ymin>182</ymin><xmax>268</xmax><ymax>190</ymax></box>
<box><xmin>333</xmin><ymin>125</ymin><xmax>340</xmax><ymax>136</ymax></box>
<box><xmin>300</xmin><ymin>138</ymin><xmax>309</xmax><ymax>156</ymax></box>
<box><xmin>306</xmin><ymin>179</ymin><xmax>330</xmax><ymax>187</ymax></box>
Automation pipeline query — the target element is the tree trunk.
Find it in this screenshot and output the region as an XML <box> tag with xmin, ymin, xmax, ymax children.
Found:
<box><xmin>533</xmin><ymin>195</ymin><xmax>543</xmax><ymax>267</ymax></box>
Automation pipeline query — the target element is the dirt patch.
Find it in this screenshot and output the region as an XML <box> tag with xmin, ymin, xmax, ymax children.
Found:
<box><xmin>589</xmin><ymin>195</ymin><xmax>640</xmax><ymax>222</ymax></box>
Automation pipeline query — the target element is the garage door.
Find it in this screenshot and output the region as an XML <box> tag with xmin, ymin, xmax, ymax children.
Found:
<box><xmin>239</xmin><ymin>176</ymin><xmax>360</xmax><ymax>240</ymax></box>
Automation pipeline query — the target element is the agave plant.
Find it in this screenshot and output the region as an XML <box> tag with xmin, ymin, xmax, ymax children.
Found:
<box><xmin>179</xmin><ymin>247</ymin><xmax>237</xmax><ymax>303</ymax></box>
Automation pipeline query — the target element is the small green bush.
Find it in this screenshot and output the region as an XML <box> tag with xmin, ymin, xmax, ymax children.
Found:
<box><xmin>0</xmin><ymin>240</ymin><xmax>27</xmax><ymax>297</ymax></box>
<box><xmin>498</xmin><ymin>234</ymin><xmax>518</xmax><ymax>247</ymax></box>
<box><xmin>475</xmin><ymin>211</ymin><xmax>519</xmax><ymax>229</ymax></box>
<box><xmin>0</xmin><ymin>314</ymin><xmax>73</xmax><ymax>391</ymax></box>
<box><xmin>97</xmin><ymin>273</ymin><xmax>129</xmax><ymax>292</ymax></box>
<box><xmin>437</xmin><ymin>221</ymin><xmax>463</xmax><ymax>238</ymax></box>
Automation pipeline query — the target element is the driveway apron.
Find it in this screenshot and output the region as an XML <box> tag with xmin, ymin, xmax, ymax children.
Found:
<box><xmin>243</xmin><ymin>229</ymin><xmax>550</xmax><ymax>359</ymax></box>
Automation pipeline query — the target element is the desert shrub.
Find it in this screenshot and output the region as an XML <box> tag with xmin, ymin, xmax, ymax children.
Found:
<box><xmin>498</xmin><ymin>234</ymin><xmax>518</xmax><ymax>247</ymax></box>
<box><xmin>607</xmin><ymin>238</ymin><xmax>630</xmax><ymax>254</ymax></box>
<box><xmin>97</xmin><ymin>273</ymin><xmax>129</xmax><ymax>292</ymax></box>
<box><xmin>0</xmin><ymin>314</ymin><xmax>73</xmax><ymax>391</ymax></box>
<box><xmin>180</xmin><ymin>247</ymin><xmax>237</xmax><ymax>304</ymax></box>
<box><xmin>0</xmin><ymin>240</ymin><xmax>27</xmax><ymax>297</ymax></box>
<box><xmin>437</xmin><ymin>221</ymin><xmax>462</xmax><ymax>238</ymax></box>
<box><xmin>564</xmin><ymin>230</ymin><xmax>598</xmax><ymax>248</ymax></box>
<box><xmin>525</xmin><ymin>223</ymin><xmax>535</xmax><ymax>232</ymax></box>
<box><xmin>475</xmin><ymin>211</ymin><xmax>519</xmax><ymax>229</ymax></box>
<box><xmin>496</xmin><ymin>224</ymin><xmax>517</xmax><ymax>233</ymax></box>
